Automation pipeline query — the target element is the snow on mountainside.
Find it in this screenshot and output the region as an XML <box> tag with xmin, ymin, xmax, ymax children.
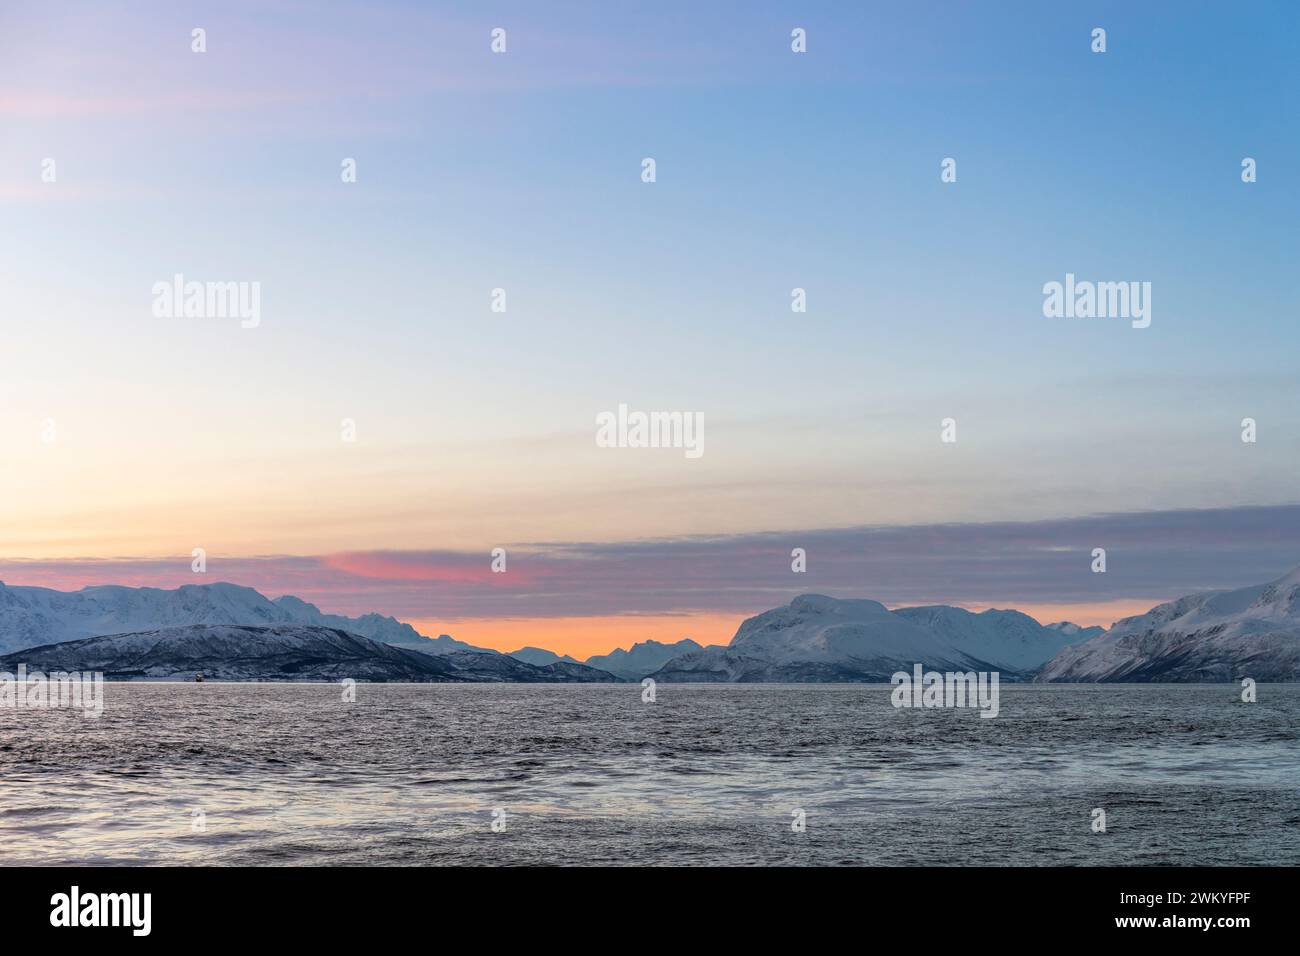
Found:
<box><xmin>273</xmin><ymin>595</ymin><xmax>422</xmax><ymax>644</ymax></box>
<box><xmin>1038</xmin><ymin>566</ymin><xmax>1300</xmax><ymax>682</ymax></box>
<box><xmin>892</xmin><ymin>605</ymin><xmax>1089</xmax><ymax>672</ymax></box>
<box><xmin>508</xmin><ymin>646</ymin><xmax>579</xmax><ymax>666</ymax></box>
<box><xmin>651</xmin><ymin>594</ymin><xmax>1086</xmax><ymax>682</ymax></box>
<box><xmin>1044</xmin><ymin>621</ymin><xmax>1106</xmax><ymax>640</ymax></box>
<box><xmin>0</xmin><ymin>624</ymin><xmax>622</xmax><ymax>683</ymax></box>
<box><xmin>0</xmin><ymin>581</ymin><xmax>494</xmax><ymax>657</ymax></box>
<box><xmin>275</xmin><ymin>595</ymin><xmax>495</xmax><ymax>656</ymax></box>
<box><xmin>387</xmin><ymin>634</ymin><xmax>495</xmax><ymax>656</ymax></box>
<box><xmin>0</xmin><ymin>581</ymin><xmax>288</xmax><ymax>654</ymax></box>
<box><xmin>584</xmin><ymin>638</ymin><xmax>707</xmax><ymax>679</ymax></box>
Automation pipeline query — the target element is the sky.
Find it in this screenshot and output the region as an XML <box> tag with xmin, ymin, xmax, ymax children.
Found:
<box><xmin>1</xmin><ymin>1</ymin><xmax>1298</xmax><ymax>656</ymax></box>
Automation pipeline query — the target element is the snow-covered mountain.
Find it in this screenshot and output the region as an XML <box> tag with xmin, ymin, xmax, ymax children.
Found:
<box><xmin>272</xmin><ymin>595</ymin><xmax>424</xmax><ymax>645</ymax></box>
<box><xmin>584</xmin><ymin>638</ymin><xmax>707</xmax><ymax>679</ymax></box>
<box><xmin>1044</xmin><ymin>621</ymin><xmax>1106</xmax><ymax>641</ymax></box>
<box><xmin>384</xmin><ymin>633</ymin><xmax>496</xmax><ymax>656</ymax></box>
<box><xmin>0</xmin><ymin>624</ymin><xmax>621</xmax><ymax>683</ymax></box>
<box><xmin>508</xmin><ymin>646</ymin><xmax>579</xmax><ymax>666</ymax></box>
<box><xmin>651</xmin><ymin>594</ymin><xmax>1092</xmax><ymax>682</ymax></box>
<box><xmin>893</xmin><ymin>605</ymin><xmax>1088</xmax><ymax>672</ymax></box>
<box><xmin>1038</xmin><ymin>567</ymin><xmax>1300</xmax><ymax>682</ymax></box>
<box><xmin>0</xmin><ymin>581</ymin><xmax>493</xmax><ymax>657</ymax></box>
<box><xmin>0</xmin><ymin>581</ymin><xmax>288</xmax><ymax>654</ymax></box>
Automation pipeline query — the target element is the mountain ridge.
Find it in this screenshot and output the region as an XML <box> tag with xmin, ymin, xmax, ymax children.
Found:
<box><xmin>0</xmin><ymin>580</ymin><xmax>499</xmax><ymax>658</ymax></box>
<box><xmin>1037</xmin><ymin>566</ymin><xmax>1300</xmax><ymax>682</ymax></box>
<box><xmin>584</xmin><ymin>638</ymin><xmax>711</xmax><ymax>679</ymax></box>
<box><xmin>0</xmin><ymin>624</ymin><xmax>621</xmax><ymax>683</ymax></box>
<box><xmin>7</xmin><ymin>573</ymin><xmax>1296</xmax><ymax>683</ymax></box>
<box><xmin>650</xmin><ymin>593</ymin><xmax>1091</xmax><ymax>682</ymax></box>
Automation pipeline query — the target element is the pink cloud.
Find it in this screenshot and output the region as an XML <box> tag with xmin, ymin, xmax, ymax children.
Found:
<box><xmin>322</xmin><ymin>551</ymin><xmax>538</xmax><ymax>586</ymax></box>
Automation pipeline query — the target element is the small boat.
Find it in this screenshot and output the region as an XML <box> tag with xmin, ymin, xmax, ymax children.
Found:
<box><xmin>194</xmin><ymin>672</ymin><xmax>205</xmax><ymax>683</ymax></box>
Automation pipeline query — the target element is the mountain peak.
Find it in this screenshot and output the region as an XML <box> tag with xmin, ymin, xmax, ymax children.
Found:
<box><xmin>274</xmin><ymin>594</ymin><xmax>318</xmax><ymax>612</ymax></box>
<box><xmin>584</xmin><ymin>637</ymin><xmax>704</xmax><ymax>679</ymax></box>
<box><xmin>508</xmin><ymin>646</ymin><xmax>579</xmax><ymax>666</ymax></box>
<box><xmin>1039</xmin><ymin>563</ymin><xmax>1300</xmax><ymax>681</ymax></box>
<box><xmin>787</xmin><ymin>593</ymin><xmax>891</xmax><ymax>617</ymax></box>
<box><xmin>790</xmin><ymin>593</ymin><xmax>837</xmax><ymax>609</ymax></box>
<box><xmin>1269</xmin><ymin>564</ymin><xmax>1300</xmax><ymax>588</ymax></box>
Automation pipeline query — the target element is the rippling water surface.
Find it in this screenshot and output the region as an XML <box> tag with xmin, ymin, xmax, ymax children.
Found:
<box><xmin>1</xmin><ymin>682</ymin><xmax>1296</xmax><ymax>865</ymax></box>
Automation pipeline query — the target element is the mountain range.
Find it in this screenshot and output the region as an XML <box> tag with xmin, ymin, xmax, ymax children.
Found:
<box><xmin>1037</xmin><ymin>566</ymin><xmax>1300</xmax><ymax>682</ymax></box>
<box><xmin>2</xmin><ymin>568</ymin><xmax>1299</xmax><ymax>682</ymax></box>
<box><xmin>0</xmin><ymin>624</ymin><xmax>619</xmax><ymax>683</ymax></box>
<box><xmin>649</xmin><ymin>595</ymin><xmax>1092</xmax><ymax>682</ymax></box>
<box><xmin>0</xmin><ymin>581</ymin><xmax>432</xmax><ymax>656</ymax></box>
<box><xmin>503</xmin><ymin>639</ymin><xmax>713</xmax><ymax>679</ymax></box>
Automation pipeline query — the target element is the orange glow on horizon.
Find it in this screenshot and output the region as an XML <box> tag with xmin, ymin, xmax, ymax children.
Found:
<box><xmin>407</xmin><ymin>598</ymin><xmax>1157</xmax><ymax>659</ymax></box>
<box><xmin>404</xmin><ymin>613</ymin><xmax>744</xmax><ymax>660</ymax></box>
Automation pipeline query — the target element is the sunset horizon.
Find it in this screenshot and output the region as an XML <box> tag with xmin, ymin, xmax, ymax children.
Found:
<box><xmin>6</xmin><ymin>500</ymin><xmax>1300</xmax><ymax>657</ymax></box>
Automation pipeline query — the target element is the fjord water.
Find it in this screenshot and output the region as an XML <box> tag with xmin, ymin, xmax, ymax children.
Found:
<box><xmin>1</xmin><ymin>683</ymin><xmax>1296</xmax><ymax>866</ymax></box>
